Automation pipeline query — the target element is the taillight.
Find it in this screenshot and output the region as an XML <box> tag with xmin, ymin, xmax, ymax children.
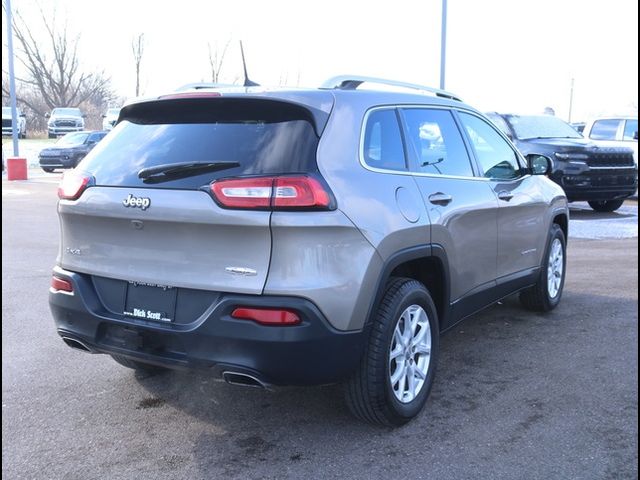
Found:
<box><xmin>211</xmin><ymin>177</ymin><xmax>273</xmax><ymax>209</ymax></box>
<box><xmin>58</xmin><ymin>172</ymin><xmax>92</xmax><ymax>200</ymax></box>
<box><xmin>231</xmin><ymin>307</ymin><xmax>301</xmax><ymax>326</ymax></box>
<box><xmin>51</xmin><ymin>275</ymin><xmax>73</xmax><ymax>292</ymax></box>
<box><xmin>210</xmin><ymin>176</ymin><xmax>332</xmax><ymax>210</ymax></box>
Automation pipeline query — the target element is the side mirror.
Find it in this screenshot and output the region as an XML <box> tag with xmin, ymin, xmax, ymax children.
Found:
<box><xmin>526</xmin><ymin>154</ymin><xmax>552</xmax><ymax>175</ymax></box>
<box><xmin>45</xmin><ymin>112</ymin><xmax>50</xmax><ymax>118</ymax></box>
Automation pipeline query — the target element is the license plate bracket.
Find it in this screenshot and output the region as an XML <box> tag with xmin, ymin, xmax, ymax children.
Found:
<box><xmin>124</xmin><ymin>281</ymin><xmax>177</xmax><ymax>323</ymax></box>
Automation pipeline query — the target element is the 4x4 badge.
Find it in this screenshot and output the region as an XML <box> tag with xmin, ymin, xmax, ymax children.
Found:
<box><xmin>123</xmin><ymin>194</ymin><xmax>151</xmax><ymax>210</ymax></box>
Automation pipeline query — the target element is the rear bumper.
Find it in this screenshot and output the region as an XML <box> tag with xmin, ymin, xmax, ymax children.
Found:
<box><xmin>49</xmin><ymin>269</ymin><xmax>366</xmax><ymax>386</ymax></box>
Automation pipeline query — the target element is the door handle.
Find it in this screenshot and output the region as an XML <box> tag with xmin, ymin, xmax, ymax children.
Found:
<box><xmin>497</xmin><ymin>191</ymin><xmax>514</xmax><ymax>202</ymax></box>
<box><xmin>428</xmin><ymin>192</ymin><xmax>453</xmax><ymax>206</ymax></box>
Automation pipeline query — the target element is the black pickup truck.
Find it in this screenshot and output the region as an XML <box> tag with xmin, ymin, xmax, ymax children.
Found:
<box><xmin>487</xmin><ymin>113</ymin><xmax>638</xmax><ymax>212</ymax></box>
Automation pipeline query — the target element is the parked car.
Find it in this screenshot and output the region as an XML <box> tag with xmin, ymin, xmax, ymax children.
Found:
<box><xmin>39</xmin><ymin>131</ymin><xmax>108</xmax><ymax>172</ymax></box>
<box><xmin>582</xmin><ymin>116</ymin><xmax>638</xmax><ymax>164</ymax></box>
<box><xmin>486</xmin><ymin>113</ymin><xmax>638</xmax><ymax>212</ymax></box>
<box><xmin>46</xmin><ymin>107</ymin><xmax>85</xmax><ymax>138</ymax></box>
<box><xmin>50</xmin><ymin>76</ymin><xmax>569</xmax><ymax>426</ymax></box>
<box><xmin>102</xmin><ymin>108</ymin><xmax>121</xmax><ymax>131</ymax></box>
<box><xmin>2</xmin><ymin>106</ymin><xmax>27</xmax><ymax>139</ymax></box>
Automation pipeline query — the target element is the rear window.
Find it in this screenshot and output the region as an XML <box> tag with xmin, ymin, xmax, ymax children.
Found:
<box><xmin>79</xmin><ymin>99</ymin><xmax>320</xmax><ymax>189</ymax></box>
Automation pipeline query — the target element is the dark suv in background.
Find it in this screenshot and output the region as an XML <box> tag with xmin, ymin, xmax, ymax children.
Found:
<box><xmin>39</xmin><ymin>131</ymin><xmax>108</xmax><ymax>172</ymax></box>
<box><xmin>487</xmin><ymin>113</ymin><xmax>638</xmax><ymax>211</ymax></box>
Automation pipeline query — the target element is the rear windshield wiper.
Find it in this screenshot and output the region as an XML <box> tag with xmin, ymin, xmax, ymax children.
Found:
<box><xmin>138</xmin><ymin>161</ymin><xmax>240</xmax><ymax>183</ymax></box>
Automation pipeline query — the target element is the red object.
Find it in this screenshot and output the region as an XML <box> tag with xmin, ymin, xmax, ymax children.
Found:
<box><xmin>51</xmin><ymin>276</ymin><xmax>73</xmax><ymax>292</ymax></box>
<box><xmin>6</xmin><ymin>157</ymin><xmax>28</xmax><ymax>180</ymax></box>
<box><xmin>273</xmin><ymin>176</ymin><xmax>331</xmax><ymax>208</ymax></box>
<box><xmin>231</xmin><ymin>307</ymin><xmax>301</xmax><ymax>326</ymax></box>
<box><xmin>210</xmin><ymin>175</ymin><xmax>332</xmax><ymax>210</ymax></box>
<box><xmin>58</xmin><ymin>172</ymin><xmax>92</xmax><ymax>200</ymax></box>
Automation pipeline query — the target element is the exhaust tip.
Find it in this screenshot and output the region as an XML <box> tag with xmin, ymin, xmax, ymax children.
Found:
<box><xmin>222</xmin><ymin>371</ymin><xmax>267</xmax><ymax>389</ymax></box>
<box><xmin>61</xmin><ymin>336</ymin><xmax>93</xmax><ymax>353</ymax></box>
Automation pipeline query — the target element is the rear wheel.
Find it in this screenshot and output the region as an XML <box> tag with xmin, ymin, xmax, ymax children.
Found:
<box><xmin>345</xmin><ymin>277</ymin><xmax>439</xmax><ymax>426</ymax></box>
<box><xmin>588</xmin><ymin>199</ymin><xmax>625</xmax><ymax>212</ymax></box>
<box><xmin>111</xmin><ymin>354</ymin><xmax>168</xmax><ymax>374</ymax></box>
<box><xmin>520</xmin><ymin>224</ymin><xmax>566</xmax><ymax>312</ymax></box>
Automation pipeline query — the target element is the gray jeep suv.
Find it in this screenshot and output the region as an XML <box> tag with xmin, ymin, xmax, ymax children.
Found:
<box><xmin>49</xmin><ymin>76</ymin><xmax>569</xmax><ymax>426</ymax></box>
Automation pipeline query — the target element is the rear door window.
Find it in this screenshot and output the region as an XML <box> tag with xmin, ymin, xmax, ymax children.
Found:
<box><xmin>400</xmin><ymin>108</ymin><xmax>474</xmax><ymax>177</ymax></box>
<box><xmin>79</xmin><ymin>99</ymin><xmax>320</xmax><ymax>189</ymax></box>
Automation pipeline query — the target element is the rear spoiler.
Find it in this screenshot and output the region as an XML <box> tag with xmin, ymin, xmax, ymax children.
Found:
<box><xmin>119</xmin><ymin>95</ymin><xmax>333</xmax><ymax>137</ymax></box>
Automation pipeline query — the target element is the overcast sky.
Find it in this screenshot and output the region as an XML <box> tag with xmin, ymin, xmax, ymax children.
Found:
<box><xmin>3</xmin><ymin>0</ymin><xmax>638</xmax><ymax>121</ymax></box>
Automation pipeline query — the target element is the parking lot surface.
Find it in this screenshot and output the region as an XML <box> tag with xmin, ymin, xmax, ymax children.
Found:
<box><xmin>2</xmin><ymin>180</ymin><xmax>638</xmax><ymax>480</ymax></box>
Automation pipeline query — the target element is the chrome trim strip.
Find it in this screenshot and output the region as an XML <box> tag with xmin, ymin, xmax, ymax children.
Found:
<box><xmin>588</xmin><ymin>166</ymin><xmax>637</xmax><ymax>170</ymax></box>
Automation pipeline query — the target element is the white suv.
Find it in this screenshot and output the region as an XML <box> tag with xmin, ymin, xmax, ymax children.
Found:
<box><xmin>583</xmin><ymin>116</ymin><xmax>638</xmax><ymax>165</ymax></box>
<box><xmin>2</xmin><ymin>106</ymin><xmax>27</xmax><ymax>139</ymax></box>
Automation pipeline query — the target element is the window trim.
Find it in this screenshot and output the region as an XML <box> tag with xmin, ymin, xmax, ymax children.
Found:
<box><xmin>359</xmin><ymin>105</ymin><xmax>492</xmax><ymax>181</ymax></box>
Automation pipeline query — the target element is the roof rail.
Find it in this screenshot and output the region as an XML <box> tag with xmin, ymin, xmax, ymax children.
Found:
<box><xmin>320</xmin><ymin>75</ymin><xmax>462</xmax><ymax>102</ymax></box>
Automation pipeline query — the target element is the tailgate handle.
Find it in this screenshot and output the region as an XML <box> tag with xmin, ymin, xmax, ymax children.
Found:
<box><xmin>428</xmin><ymin>192</ymin><xmax>453</xmax><ymax>206</ymax></box>
<box><xmin>498</xmin><ymin>191</ymin><xmax>514</xmax><ymax>202</ymax></box>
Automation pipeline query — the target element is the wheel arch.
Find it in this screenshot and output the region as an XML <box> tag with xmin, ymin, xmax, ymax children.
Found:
<box><xmin>365</xmin><ymin>245</ymin><xmax>451</xmax><ymax>329</ymax></box>
<box><xmin>552</xmin><ymin>210</ymin><xmax>569</xmax><ymax>244</ymax></box>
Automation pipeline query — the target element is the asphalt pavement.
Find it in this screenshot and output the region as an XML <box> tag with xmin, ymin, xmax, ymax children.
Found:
<box><xmin>2</xmin><ymin>180</ymin><xmax>638</xmax><ymax>480</ymax></box>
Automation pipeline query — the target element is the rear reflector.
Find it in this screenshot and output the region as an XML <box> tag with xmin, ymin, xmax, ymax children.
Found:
<box><xmin>58</xmin><ymin>172</ymin><xmax>92</xmax><ymax>200</ymax></box>
<box><xmin>211</xmin><ymin>176</ymin><xmax>332</xmax><ymax>210</ymax></box>
<box><xmin>51</xmin><ymin>276</ymin><xmax>73</xmax><ymax>292</ymax></box>
<box><xmin>231</xmin><ymin>307</ymin><xmax>301</xmax><ymax>326</ymax></box>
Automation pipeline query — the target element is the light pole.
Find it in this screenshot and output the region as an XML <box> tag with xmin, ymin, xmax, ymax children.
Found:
<box><xmin>440</xmin><ymin>0</ymin><xmax>447</xmax><ymax>90</ymax></box>
<box><xmin>5</xmin><ymin>0</ymin><xmax>20</xmax><ymax>156</ymax></box>
<box><xmin>568</xmin><ymin>77</ymin><xmax>575</xmax><ymax>123</ymax></box>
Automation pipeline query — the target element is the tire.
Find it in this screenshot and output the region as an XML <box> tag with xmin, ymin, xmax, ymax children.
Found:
<box><xmin>345</xmin><ymin>277</ymin><xmax>439</xmax><ymax>426</ymax></box>
<box><xmin>520</xmin><ymin>224</ymin><xmax>566</xmax><ymax>312</ymax></box>
<box><xmin>48</xmin><ymin>133</ymin><xmax>56</xmax><ymax>139</ymax></box>
<box><xmin>111</xmin><ymin>354</ymin><xmax>168</xmax><ymax>374</ymax></box>
<box><xmin>588</xmin><ymin>199</ymin><xmax>625</xmax><ymax>212</ymax></box>
<box><xmin>42</xmin><ymin>167</ymin><xmax>55</xmax><ymax>173</ymax></box>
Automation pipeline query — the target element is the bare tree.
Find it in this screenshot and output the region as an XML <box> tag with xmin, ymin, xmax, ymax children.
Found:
<box><xmin>1</xmin><ymin>4</ymin><xmax>115</xmax><ymax>129</ymax></box>
<box><xmin>207</xmin><ymin>39</ymin><xmax>231</xmax><ymax>83</ymax></box>
<box><xmin>132</xmin><ymin>33</ymin><xmax>144</xmax><ymax>96</ymax></box>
